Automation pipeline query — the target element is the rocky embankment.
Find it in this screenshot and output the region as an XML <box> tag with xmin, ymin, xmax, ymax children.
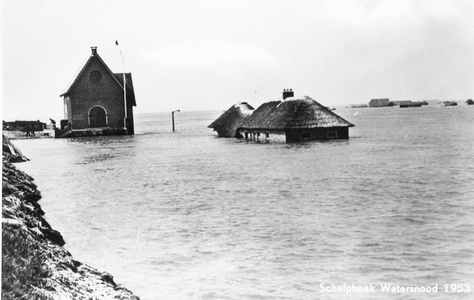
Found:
<box><xmin>2</xmin><ymin>136</ymin><xmax>140</xmax><ymax>300</ymax></box>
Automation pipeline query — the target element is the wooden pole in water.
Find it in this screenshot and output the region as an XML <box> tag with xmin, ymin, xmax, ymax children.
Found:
<box><xmin>172</xmin><ymin>110</ymin><xmax>180</xmax><ymax>131</ymax></box>
<box><xmin>115</xmin><ymin>41</ymin><xmax>127</xmax><ymax>130</ymax></box>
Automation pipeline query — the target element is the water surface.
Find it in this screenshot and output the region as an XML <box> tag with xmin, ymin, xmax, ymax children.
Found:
<box><xmin>15</xmin><ymin>106</ymin><xmax>474</xmax><ymax>300</ymax></box>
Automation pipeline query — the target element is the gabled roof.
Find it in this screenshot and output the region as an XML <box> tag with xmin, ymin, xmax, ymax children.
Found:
<box><xmin>240</xmin><ymin>96</ymin><xmax>354</xmax><ymax>130</ymax></box>
<box><xmin>60</xmin><ymin>48</ymin><xmax>134</xmax><ymax>104</ymax></box>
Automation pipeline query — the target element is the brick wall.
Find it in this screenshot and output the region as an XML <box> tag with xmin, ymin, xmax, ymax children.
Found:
<box><xmin>66</xmin><ymin>57</ymin><xmax>126</xmax><ymax>129</ymax></box>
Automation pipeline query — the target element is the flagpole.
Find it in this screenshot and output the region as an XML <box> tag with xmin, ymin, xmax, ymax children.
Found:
<box><xmin>115</xmin><ymin>40</ymin><xmax>127</xmax><ymax>130</ymax></box>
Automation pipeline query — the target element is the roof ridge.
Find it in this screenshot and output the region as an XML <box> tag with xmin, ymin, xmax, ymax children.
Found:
<box><xmin>60</xmin><ymin>50</ymin><xmax>126</xmax><ymax>97</ymax></box>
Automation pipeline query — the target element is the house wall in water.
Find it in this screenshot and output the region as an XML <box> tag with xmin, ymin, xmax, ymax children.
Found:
<box><xmin>238</xmin><ymin>129</ymin><xmax>287</xmax><ymax>142</ymax></box>
<box><xmin>285</xmin><ymin>127</ymin><xmax>349</xmax><ymax>142</ymax></box>
<box><xmin>238</xmin><ymin>128</ymin><xmax>349</xmax><ymax>142</ymax></box>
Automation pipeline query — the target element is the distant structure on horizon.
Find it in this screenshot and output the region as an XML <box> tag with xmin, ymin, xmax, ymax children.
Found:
<box><xmin>59</xmin><ymin>46</ymin><xmax>137</xmax><ymax>136</ymax></box>
<box><xmin>388</xmin><ymin>100</ymin><xmax>425</xmax><ymax>108</ymax></box>
<box><xmin>208</xmin><ymin>89</ymin><xmax>355</xmax><ymax>142</ymax></box>
<box><xmin>367</xmin><ymin>98</ymin><xmax>427</xmax><ymax>108</ymax></box>
<box><xmin>369</xmin><ymin>98</ymin><xmax>390</xmax><ymax>107</ymax></box>
<box><xmin>350</xmin><ymin>98</ymin><xmax>473</xmax><ymax>109</ymax></box>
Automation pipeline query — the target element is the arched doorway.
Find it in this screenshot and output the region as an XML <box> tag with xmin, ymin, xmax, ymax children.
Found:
<box><xmin>89</xmin><ymin>106</ymin><xmax>107</xmax><ymax>127</ymax></box>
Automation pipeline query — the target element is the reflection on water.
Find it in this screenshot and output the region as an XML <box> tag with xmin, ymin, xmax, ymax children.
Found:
<box><xmin>14</xmin><ymin>107</ymin><xmax>474</xmax><ymax>300</ymax></box>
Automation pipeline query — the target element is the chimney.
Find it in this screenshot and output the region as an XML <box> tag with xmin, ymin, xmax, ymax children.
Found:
<box><xmin>282</xmin><ymin>89</ymin><xmax>294</xmax><ymax>100</ymax></box>
<box><xmin>91</xmin><ymin>46</ymin><xmax>98</xmax><ymax>56</ymax></box>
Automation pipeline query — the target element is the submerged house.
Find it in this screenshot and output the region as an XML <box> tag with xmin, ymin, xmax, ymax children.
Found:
<box><xmin>208</xmin><ymin>102</ymin><xmax>254</xmax><ymax>137</ymax></box>
<box><xmin>59</xmin><ymin>46</ymin><xmax>137</xmax><ymax>137</ymax></box>
<box><xmin>209</xmin><ymin>90</ymin><xmax>355</xmax><ymax>142</ymax></box>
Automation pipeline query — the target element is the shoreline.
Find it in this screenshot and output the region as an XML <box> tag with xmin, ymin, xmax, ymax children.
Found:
<box><xmin>2</xmin><ymin>136</ymin><xmax>140</xmax><ymax>299</ymax></box>
<box><xmin>3</xmin><ymin>130</ymin><xmax>53</xmax><ymax>140</ymax></box>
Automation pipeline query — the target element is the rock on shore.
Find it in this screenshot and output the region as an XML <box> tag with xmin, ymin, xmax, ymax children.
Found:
<box><xmin>2</xmin><ymin>137</ymin><xmax>140</xmax><ymax>300</ymax></box>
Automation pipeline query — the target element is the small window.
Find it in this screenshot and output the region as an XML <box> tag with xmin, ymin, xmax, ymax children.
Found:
<box><xmin>89</xmin><ymin>70</ymin><xmax>102</xmax><ymax>83</ymax></box>
<box><xmin>302</xmin><ymin>132</ymin><xmax>311</xmax><ymax>140</ymax></box>
<box><xmin>327</xmin><ymin>131</ymin><xmax>338</xmax><ymax>139</ymax></box>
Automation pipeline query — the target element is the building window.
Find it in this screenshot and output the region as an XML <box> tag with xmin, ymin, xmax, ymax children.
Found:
<box><xmin>327</xmin><ymin>131</ymin><xmax>338</xmax><ymax>139</ymax></box>
<box><xmin>64</xmin><ymin>99</ymin><xmax>68</xmax><ymax>119</ymax></box>
<box><xmin>89</xmin><ymin>70</ymin><xmax>102</xmax><ymax>83</ymax></box>
<box><xmin>302</xmin><ymin>132</ymin><xmax>311</xmax><ymax>140</ymax></box>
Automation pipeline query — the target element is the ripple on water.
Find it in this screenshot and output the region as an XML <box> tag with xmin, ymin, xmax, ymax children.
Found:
<box><xmin>12</xmin><ymin>108</ymin><xmax>474</xmax><ymax>300</ymax></box>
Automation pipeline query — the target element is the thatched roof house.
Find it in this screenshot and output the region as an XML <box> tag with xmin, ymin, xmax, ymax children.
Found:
<box><xmin>208</xmin><ymin>102</ymin><xmax>254</xmax><ymax>137</ymax></box>
<box><xmin>209</xmin><ymin>90</ymin><xmax>355</xmax><ymax>142</ymax></box>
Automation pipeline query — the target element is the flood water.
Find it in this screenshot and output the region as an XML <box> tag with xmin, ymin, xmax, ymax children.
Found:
<box><xmin>14</xmin><ymin>105</ymin><xmax>474</xmax><ymax>300</ymax></box>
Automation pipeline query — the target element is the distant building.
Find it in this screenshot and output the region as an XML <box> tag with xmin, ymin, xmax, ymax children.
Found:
<box><xmin>423</xmin><ymin>100</ymin><xmax>441</xmax><ymax>105</ymax></box>
<box><xmin>369</xmin><ymin>98</ymin><xmax>390</xmax><ymax>107</ymax></box>
<box><xmin>466</xmin><ymin>99</ymin><xmax>474</xmax><ymax>105</ymax></box>
<box><xmin>3</xmin><ymin>120</ymin><xmax>45</xmax><ymax>132</ymax></box>
<box><xmin>347</xmin><ymin>104</ymin><xmax>368</xmax><ymax>108</ymax></box>
<box><xmin>60</xmin><ymin>47</ymin><xmax>137</xmax><ymax>135</ymax></box>
<box><xmin>388</xmin><ymin>100</ymin><xmax>422</xmax><ymax>108</ymax></box>
<box><xmin>209</xmin><ymin>90</ymin><xmax>355</xmax><ymax>142</ymax></box>
<box><xmin>443</xmin><ymin>101</ymin><xmax>458</xmax><ymax>106</ymax></box>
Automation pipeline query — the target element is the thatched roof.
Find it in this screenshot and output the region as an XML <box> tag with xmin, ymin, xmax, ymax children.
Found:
<box><xmin>208</xmin><ymin>102</ymin><xmax>254</xmax><ymax>137</ymax></box>
<box><xmin>240</xmin><ymin>96</ymin><xmax>354</xmax><ymax>130</ymax></box>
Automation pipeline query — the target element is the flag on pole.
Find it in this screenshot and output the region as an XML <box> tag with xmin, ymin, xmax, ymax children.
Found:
<box><xmin>115</xmin><ymin>39</ymin><xmax>127</xmax><ymax>128</ymax></box>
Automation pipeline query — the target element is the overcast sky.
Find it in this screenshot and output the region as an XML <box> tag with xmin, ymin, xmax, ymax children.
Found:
<box><xmin>2</xmin><ymin>0</ymin><xmax>474</xmax><ymax>121</ymax></box>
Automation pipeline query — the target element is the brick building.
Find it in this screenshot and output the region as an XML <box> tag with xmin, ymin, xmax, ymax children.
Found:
<box><xmin>60</xmin><ymin>47</ymin><xmax>137</xmax><ymax>134</ymax></box>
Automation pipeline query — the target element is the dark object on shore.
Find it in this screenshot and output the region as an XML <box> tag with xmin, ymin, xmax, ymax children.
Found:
<box><xmin>24</xmin><ymin>126</ymin><xmax>36</xmax><ymax>137</ymax></box>
<box><xmin>59</xmin><ymin>46</ymin><xmax>137</xmax><ymax>136</ymax></box>
<box><xmin>3</xmin><ymin>120</ymin><xmax>45</xmax><ymax>132</ymax></box>
<box><xmin>49</xmin><ymin>118</ymin><xmax>56</xmax><ymax>129</ymax></box>
<box><xmin>443</xmin><ymin>101</ymin><xmax>458</xmax><ymax>106</ymax></box>
<box><xmin>466</xmin><ymin>99</ymin><xmax>474</xmax><ymax>105</ymax></box>
<box><xmin>209</xmin><ymin>90</ymin><xmax>354</xmax><ymax>142</ymax></box>
<box><xmin>59</xmin><ymin>119</ymin><xmax>69</xmax><ymax>131</ymax></box>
